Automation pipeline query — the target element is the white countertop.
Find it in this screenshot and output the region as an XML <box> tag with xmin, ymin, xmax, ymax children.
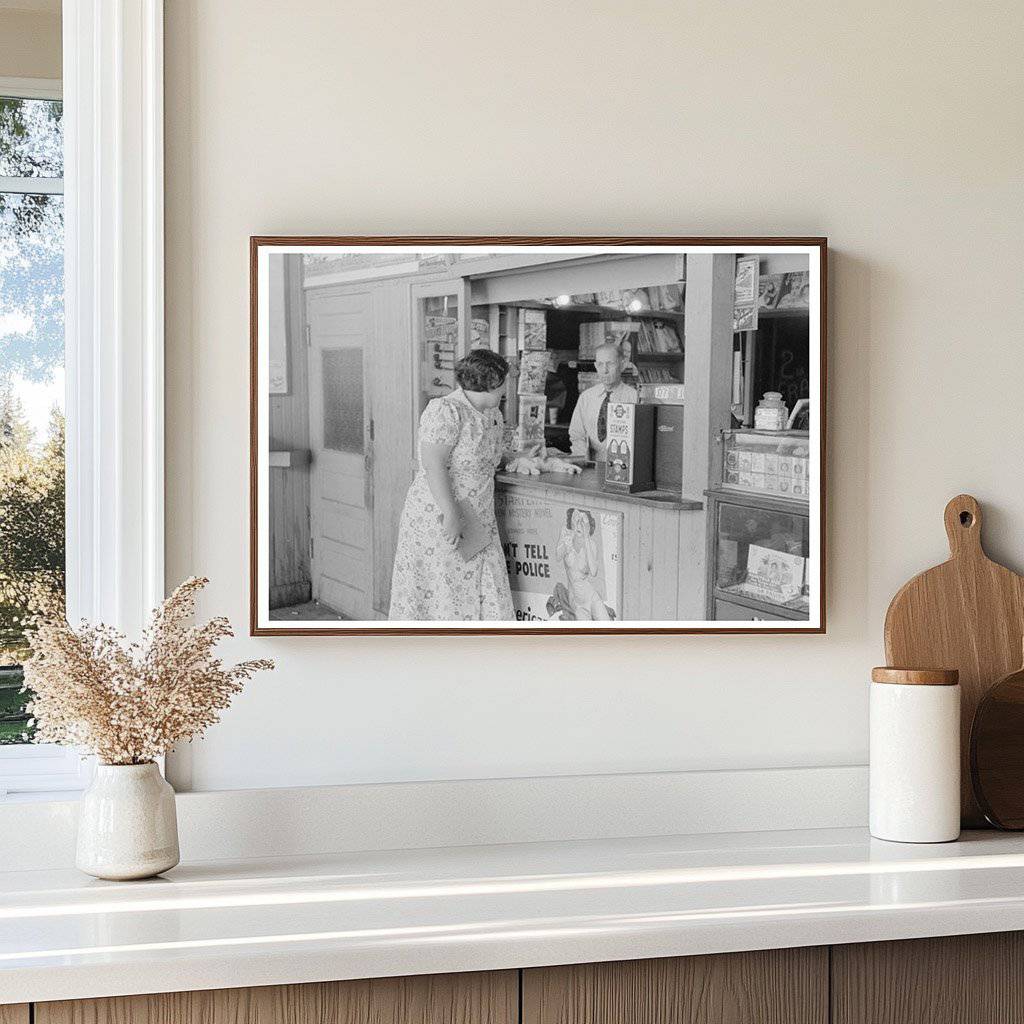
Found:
<box><xmin>5</xmin><ymin>826</ymin><xmax>1024</xmax><ymax>1005</ymax></box>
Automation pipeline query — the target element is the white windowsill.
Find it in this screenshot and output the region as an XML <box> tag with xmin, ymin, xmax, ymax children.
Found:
<box><xmin>0</xmin><ymin>744</ymin><xmax>94</xmax><ymax>800</ymax></box>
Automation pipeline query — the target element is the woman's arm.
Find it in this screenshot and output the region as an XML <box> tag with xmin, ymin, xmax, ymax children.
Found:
<box><xmin>420</xmin><ymin>441</ymin><xmax>460</xmax><ymax>544</ymax></box>
<box><xmin>501</xmin><ymin>446</ymin><xmax>582</xmax><ymax>476</ymax></box>
<box><xmin>500</xmin><ymin>443</ymin><xmax>543</xmax><ymax>475</ymax></box>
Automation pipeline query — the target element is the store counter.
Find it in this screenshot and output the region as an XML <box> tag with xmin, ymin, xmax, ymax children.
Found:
<box><xmin>494</xmin><ymin>468</ymin><xmax>704</xmax><ymax>622</ymax></box>
<box><xmin>495</xmin><ymin>467</ymin><xmax>701</xmax><ymax>512</ymax></box>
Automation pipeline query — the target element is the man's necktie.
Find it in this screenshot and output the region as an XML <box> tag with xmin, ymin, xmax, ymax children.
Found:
<box><xmin>597</xmin><ymin>390</ymin><xmax>610</xmax><ymax>443</ymax></box>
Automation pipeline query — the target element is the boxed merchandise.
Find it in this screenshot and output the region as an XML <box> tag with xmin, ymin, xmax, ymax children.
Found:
<box><xmin>638</xmin><ymin>382</ymin><xmax>685</xmax><ymax>405</ymax></box>
<box><xmin>518</xmin><ymin>308</ymin><xmax>547</xmax><ymax>351</ymax></box>
<box><xmin>516</xmin><ymin>394</ymin><xmax>546</xmax><ymax>449</ymax></box>
<box><xmin>721</xmin><ymin>430</ymin><xmax>811</xmax><ymax>498</ymax></box>
<box><xmin>518</xmin><ymin>350</ymin><xmax>549</xmax><ymax>394</ymax></box>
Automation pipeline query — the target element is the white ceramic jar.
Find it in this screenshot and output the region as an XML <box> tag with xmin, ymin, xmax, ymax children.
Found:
<box><xmin>76</xmin><ymin>762</ymin><xmax>180</xmax><ymax>880</ymax></box>
<box><xmin>870</xmin><ymin>667</ymin><xmax>960</xmax><ymax>843</ymax></box>
<box><xmin>754</xmin><ymin>391</ymin><xmax>788</xmax><ymax>430</ymax></box>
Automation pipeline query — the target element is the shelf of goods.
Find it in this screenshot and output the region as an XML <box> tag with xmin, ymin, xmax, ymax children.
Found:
<box><xmin>706</xmin><ymin>428</ymin><xmax>812</xmax><ymax>622</ymax></box>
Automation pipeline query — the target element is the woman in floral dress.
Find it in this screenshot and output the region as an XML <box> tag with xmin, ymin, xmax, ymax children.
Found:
<box><xmin>389</xmin><ymin>350</ymin><xmax>515</xmax><ymax>621</ymax></box>
<box><xmin>389</xmin><ymin>349</ymin><xmax>582</xmax><ymax>621</ymax></box>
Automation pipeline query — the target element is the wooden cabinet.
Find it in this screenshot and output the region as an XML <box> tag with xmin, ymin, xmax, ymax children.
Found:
<box><xmin>833</xmin><ymin>932</ymin><xmax>1024</xmax><ymax>1024</ymax></box>
<box><xmin>34</xmin><ymin>971</ymin><xmax>517</xmax><ymax>1024</ymax></box>
<box><xmin>522</xmin><ymin>949</ymin><xmax>827</xmax><ymax>1024</ymax></box>
<box><xmin>18</xmin><ymin>932</ymin><xmax>1024</xmax><ymax>1024</ymax></box>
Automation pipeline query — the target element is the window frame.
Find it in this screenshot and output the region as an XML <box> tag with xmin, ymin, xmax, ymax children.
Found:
<box><xmin>0</xmin><ymin>0</ymin><xmax>165</xmax><ymax>800</ymax></box>
<box><xmin>0</xmin><ymin>75</ymin><xmax>63</xmax><ymax>193</ymax></box>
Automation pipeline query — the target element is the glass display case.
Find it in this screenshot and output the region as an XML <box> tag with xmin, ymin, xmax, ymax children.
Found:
<box><xmin>705</xmin><ymin>488</ymin><xmax>811</xmax><ymax>621</ymax></box>
<box><xmin>722</xmin><ymin>428</ymin><xmax>811</xmax><ymax>498</ymax></box>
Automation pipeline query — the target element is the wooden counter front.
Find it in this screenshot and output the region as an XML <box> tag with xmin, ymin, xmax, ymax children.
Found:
<box><xmin>494</xmin><ymin>469</ymin><xmax>705</xmax><ymax>622</ymax></box>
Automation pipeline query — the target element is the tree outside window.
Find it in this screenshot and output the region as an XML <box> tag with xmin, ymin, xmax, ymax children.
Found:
<box><xmin>0</xmin><ymin>92</ymin><xmax>65</xmax><ymax>744</ymax></box>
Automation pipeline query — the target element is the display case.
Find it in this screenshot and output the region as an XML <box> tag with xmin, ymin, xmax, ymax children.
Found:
<box><xmin>722</xmin><ymin>428</ymin><xmax>811</xmax><ymax>498</ymax></box>
<box><xmin>705</xmin><ymin>487</ymin><xmax>811</xmax><ymax>621</ymax></box>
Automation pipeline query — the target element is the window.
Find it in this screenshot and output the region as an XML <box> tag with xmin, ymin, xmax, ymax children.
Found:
<box><xmin>0</xmin><ymin>3</ymin><xmax>166</xmax><ymax>798</ymax></box>
<box><xmin>0</xmin><ymin>78</ymin><xmax>82</xmax><ymax>798</ymax></box>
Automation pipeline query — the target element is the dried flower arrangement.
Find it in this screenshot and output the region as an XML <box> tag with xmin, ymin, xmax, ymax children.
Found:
<box><xmin>22</xmin><ymin>577</ymin><xmax>273</xmax><ymax>765</ymax></box>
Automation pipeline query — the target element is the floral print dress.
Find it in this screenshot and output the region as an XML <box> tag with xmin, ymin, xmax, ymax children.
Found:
<box><xmin>388</xmin><ymin>389</ymin><xmax>515</xmax><ymax>621</ymax></box>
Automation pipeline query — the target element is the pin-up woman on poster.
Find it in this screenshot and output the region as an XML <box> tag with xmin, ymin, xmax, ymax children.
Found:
<box><xmin>555</xmin><ymin>507</ymin><xmax>612</xmax><ymax>621</ymax></box>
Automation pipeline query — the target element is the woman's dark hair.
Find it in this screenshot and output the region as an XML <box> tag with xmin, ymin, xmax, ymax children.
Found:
<box><xmin>455</xmin><ymin>348</ymin><xmax>509</xmax><ymax>392</ymax></box>
<box><xmin>565</xmin><ymin>507</ymin><xmax>596</xmax><ymax>535</ymax></box>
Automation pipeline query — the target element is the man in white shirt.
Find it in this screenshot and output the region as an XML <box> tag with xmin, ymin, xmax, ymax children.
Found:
<box><xmin>569</xmin><ymin>343</ymin><xmax>639</xmax><ymax>461</ymax></box>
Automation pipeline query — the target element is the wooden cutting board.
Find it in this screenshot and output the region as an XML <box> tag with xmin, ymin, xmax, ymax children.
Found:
<box><xmin>884</xmin><ymin>494</ymin><xmax>1024</xmax><ymax>827</ymax></box>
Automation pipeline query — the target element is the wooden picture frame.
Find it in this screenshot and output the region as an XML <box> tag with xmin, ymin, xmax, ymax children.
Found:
<box><xmin>250</xmin><ymin>237</ymin><xmax>827</xmax><ymax>635</ymax></box>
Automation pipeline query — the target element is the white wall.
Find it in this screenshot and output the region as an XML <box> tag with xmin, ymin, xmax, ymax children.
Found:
<box><xmin>0</xmin><ymin>3</ymin><xmax>61</xmax><ymax>80</ymax></box>
<box><xmin>164</xmin><ymin>0</ymin><xmax>1024</xmax><ymax>792</ymax></box>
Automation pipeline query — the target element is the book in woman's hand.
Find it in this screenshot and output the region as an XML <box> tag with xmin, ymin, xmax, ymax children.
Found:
<box><xmin>455</xmin><ymin>500</ymin><xmax>491</xmax><ymax>561</ymax></box>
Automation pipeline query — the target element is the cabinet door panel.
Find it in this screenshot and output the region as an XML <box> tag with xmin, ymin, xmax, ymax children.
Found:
<box><xmin>36</xmin><ymin>970</ymin><xmax>517</xmax><ymax>1024</ymax></box>
<box><xmin>0</xmin><ymin>1007</ymin><xmax>29</xmax><ymax>1024</ymax></box>
<box><xmin>833</xmin><ymin>932</ymin><xmax>1024</xmax><ymax>1024</ymax></box>
<box><xmin>523</xmin><ymin>949</ymin><xmax>827</xmax><ymax>1024</ymax></box>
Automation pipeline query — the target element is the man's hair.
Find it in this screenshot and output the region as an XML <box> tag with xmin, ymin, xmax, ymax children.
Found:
<box><xmin>455</xmin><ymin>349</ymin><xmax>510</xmax><ymax>392</ymax></box>
<box><xmin>593</xmin><ymin>342</ymin><xmax>623</xmax><ymax>361</ymax></box>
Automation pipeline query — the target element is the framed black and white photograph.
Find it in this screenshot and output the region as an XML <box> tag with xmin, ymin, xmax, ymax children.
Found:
<box><xmin>250</xmin><ymin>237</ymin><xmax>826</xmax><ymax>635</ymax></box>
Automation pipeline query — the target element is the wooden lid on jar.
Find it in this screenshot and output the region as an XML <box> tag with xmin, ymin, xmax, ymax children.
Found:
<box><xmin>871</xmin><ymin>667</ymin><xmax>960</xmax><ymax>686</ymax></box>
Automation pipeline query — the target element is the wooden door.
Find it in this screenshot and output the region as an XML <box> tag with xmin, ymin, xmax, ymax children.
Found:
<box><xmin>307</xmin><ymin>287</ymin><xmax>374</xmax><ymax>619</ymax></box>
<box><xmin>35</xmin><ymin>971</ymin><xmax>517</xmax><ymax>1024</ymax></box>
<box><xmin>523</xmin><ymin>950</ymin><xmax>827</xmax><ymax>1024</ymax></box>
<box><xmin>833</xmin><ymin>932</ymin><xmax>1024</xmax><ymax>1024</ymax></box>
<box><xmin>0</xmin><ymin>1007</ymin><xmax>28</xmax><ymax>1024</ymax></box>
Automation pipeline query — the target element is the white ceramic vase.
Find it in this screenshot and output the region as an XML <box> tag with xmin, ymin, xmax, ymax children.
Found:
<box><xmin>76</xmin><ymin>762</ymin><xmax>180</xmax><ymax>880</ymax></box>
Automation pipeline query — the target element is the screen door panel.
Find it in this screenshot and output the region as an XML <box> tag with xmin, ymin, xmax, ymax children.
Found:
<box><xmin>307</xmin><ymin>289</ymin><xmax>373</xmax><ymax>620</ymax></box>
<box><xmin>322</xmin><ymin>347</ymin><xmax>364</xmax><ymax>453</ymax></box>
